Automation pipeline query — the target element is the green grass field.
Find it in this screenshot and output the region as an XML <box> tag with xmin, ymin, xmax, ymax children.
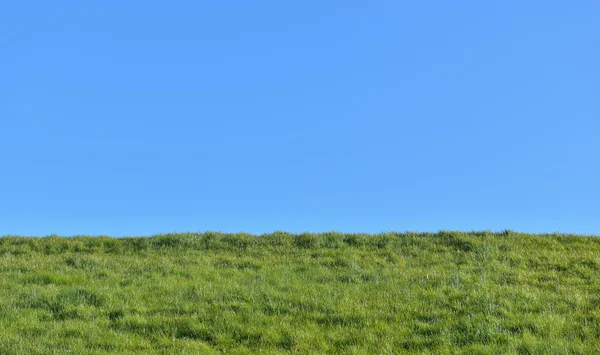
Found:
<box><xmin>0</xmin><ymin>231</ymin><xmax>599</xmax><ymax>354</ymax></box>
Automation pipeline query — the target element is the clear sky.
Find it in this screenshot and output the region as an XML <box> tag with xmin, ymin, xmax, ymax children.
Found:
<box><xmin>2</xmin><ymin>2</ymin><xmax>599</xmax><ymax>236</ymax></box>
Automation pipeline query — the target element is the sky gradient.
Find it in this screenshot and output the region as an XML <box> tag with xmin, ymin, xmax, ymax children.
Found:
<box><xmin>2</xmin><ymin>1</ymin><xmax>599</xmax><ymax>236</ymax></box>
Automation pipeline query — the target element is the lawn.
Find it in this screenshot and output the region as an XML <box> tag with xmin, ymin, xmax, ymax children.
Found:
<box><xmin>0</xmin><ymin>231</ymin><xmax>599</xmax><ymax>354</ymax></box>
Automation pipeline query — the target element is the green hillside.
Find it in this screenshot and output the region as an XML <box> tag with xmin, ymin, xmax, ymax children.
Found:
<box><xmin>0</xmin><ymin>231</ymin><xmax>599</xmax><ymax>354</ymax></box>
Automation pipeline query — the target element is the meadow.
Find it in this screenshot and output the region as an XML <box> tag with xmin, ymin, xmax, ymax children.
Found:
<box><xmin>0</xmin><ymin>231</ymin><xmax>599</xmax><ymax>354</ymax></box>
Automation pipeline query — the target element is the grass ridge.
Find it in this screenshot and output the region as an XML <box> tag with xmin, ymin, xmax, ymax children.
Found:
<box><xmin>0</xmin><ymin>231</ymin><xmax>599</xmax><ymax>353</ymax></box>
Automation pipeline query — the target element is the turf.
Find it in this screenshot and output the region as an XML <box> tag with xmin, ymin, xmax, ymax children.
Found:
<box><xmin>0</xmin><ymin>231</ymin><xmax>599</xmax><ymax>354</ymax></box>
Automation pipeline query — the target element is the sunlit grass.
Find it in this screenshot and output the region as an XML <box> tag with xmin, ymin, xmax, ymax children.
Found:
<box><xmin>0</xmin><ymin>231</ymin><xmax>599</xmax><ymax>353</ymax></box>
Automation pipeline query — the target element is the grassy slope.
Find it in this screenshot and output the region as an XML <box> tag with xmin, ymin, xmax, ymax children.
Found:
<box><xmin>0</xmin><ymin>231</ymin><xmax>599</xmax><ymax>354</ymax></box>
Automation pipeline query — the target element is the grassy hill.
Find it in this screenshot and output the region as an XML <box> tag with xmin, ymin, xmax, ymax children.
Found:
<box><xmin>0</xmin><ymin>231</ymin><xmax>599</xmax><ymax>354</ymax></box>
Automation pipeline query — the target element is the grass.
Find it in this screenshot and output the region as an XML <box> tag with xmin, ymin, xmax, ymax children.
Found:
<box><xmin>0</xmin><ymin>231</ymin><xmax>599</xmax><ymax>354</ymax></box>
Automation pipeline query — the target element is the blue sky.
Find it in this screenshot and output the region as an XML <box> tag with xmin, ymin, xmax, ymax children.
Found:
<box><xmin>2</xmin><ymin>1</ymin><xmax>599</xmax><ymax>236</ymax></box>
